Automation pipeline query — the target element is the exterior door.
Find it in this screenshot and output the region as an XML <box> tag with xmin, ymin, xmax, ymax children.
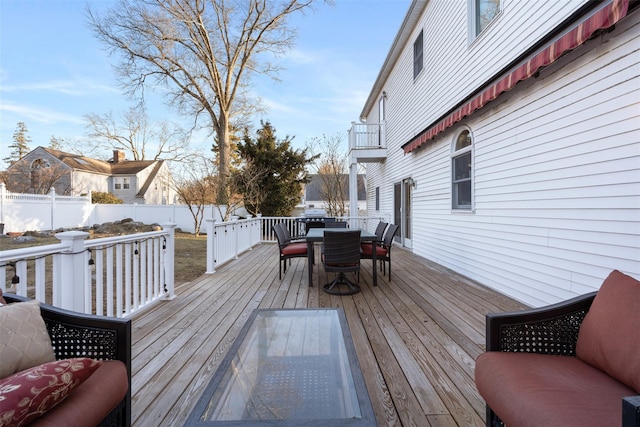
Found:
<box><xmin>393</xmin><ymin>179</ymin><xmax>412</xmax><ymax>249</ymax></box>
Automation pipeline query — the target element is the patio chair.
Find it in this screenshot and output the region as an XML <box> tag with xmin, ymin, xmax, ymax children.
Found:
<box><xmin>272</xmin><ymin>223</ymin><xmax>308</xmax><ymax>280</ymax></box>
<box><xmin>322</xmin><ymin>230</ymin><xmax>362</xmax><ymax>295</ymax></box>
<box><xmin>361</xmin><ymin>223</ymin><xmax>399</xmax><ymax>281</ymax></box>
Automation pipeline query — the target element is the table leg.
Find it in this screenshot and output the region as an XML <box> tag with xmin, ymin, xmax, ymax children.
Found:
<box><xmin>307</xmin><ymin>241</ymin><xmax>313</xmax><ymax>287</ymax></box>
<box><xmin>372</xmin><ymin>241</ymin><xmax>377</xmax><ymax>286</ymax></box>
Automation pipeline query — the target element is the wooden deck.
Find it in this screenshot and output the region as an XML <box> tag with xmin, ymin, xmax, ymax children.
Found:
<box><xmin>130</xmin><ymin>242</ymin><xmax>527</xmax><ymax>426</ymax></box>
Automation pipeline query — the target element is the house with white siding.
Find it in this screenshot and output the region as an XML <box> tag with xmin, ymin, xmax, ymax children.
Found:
<box><xmin>348</xmin><ymin>0</ymin><xmax>639</xmax><ymax>307</ymax></box>
<box><xmin>6</xmin><ymin>147</ymin><xmax>176</xmax><ymax>204</ymax></box>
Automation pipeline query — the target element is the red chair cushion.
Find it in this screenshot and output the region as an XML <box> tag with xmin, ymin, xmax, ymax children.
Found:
<box><xmin>281</xmin><ymin>242</ymin><xmax>307</xmax><ymax>256</ymax></box>
<box><xmin>475</xmin><ymin>352</ymin><xmax>634</xmax><ymax>427</ymax></box>
<box><xmin>576</xmin><ymin>269</ymin><xmax>640</xmax><ymax>391</ymax></box>
<box><xmin>361</xmin><ymin>243</ymin><xmax>387</xmax><ymax>257</ymax></box>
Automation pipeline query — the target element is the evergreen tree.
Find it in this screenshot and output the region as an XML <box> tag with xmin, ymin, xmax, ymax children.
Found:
<box><xmin>237</xmin><ymin>121</ymin><xmax>317</xmax><ymax>216</ymax></box>
<box><xmin>4</xmin><ymin>122</ymin><xmax>32</xmax><ymax>165</ymax></box>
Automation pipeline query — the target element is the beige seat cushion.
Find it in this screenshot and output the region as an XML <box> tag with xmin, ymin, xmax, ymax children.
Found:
<box><xmin>576</xmin><ymin>270</ymin><xmax>640</xmax><ymax>392</ymax></box>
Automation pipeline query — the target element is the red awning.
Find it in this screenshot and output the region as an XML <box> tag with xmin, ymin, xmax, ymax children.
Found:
<box><xmin>403</xmin><ymin>0</ymin><xmax>630</xmax><ymax>154</ymax></box>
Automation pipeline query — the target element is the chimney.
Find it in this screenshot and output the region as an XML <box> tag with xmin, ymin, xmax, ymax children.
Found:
<box><xmin>113</xmin><ymin>150</ymin><xmax>125</xmax><ymax>163</ymax></box>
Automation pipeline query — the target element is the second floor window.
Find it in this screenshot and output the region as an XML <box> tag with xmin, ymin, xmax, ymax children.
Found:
<box><xmin>413</xmin><ymin>30</ymin><xmax>423</xmax><ymax>79</ymax></box>
<box><xmin>474</xmin><ymin>0</ymin><xmax>500</xmax><ymax>36</ymax></box>
<box><xmin>115</xmin><ymin>177</ymin><xmax>130</xmax><ymax>190</ymax></box>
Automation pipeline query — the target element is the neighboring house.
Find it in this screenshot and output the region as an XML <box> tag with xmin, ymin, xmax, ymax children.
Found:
<box><xmin>348</xmin><ymin>0</ymin><xmax>639</xmax><ymax>307</ymax></box>
<box><xmin>6</xmin><ymin>147</ymin><xmax>176</xmax><ymax>204</ymax></box>
<box><xmin>303</xmin><ymin>174</ymin><xmax>367</xmax><ymax>215</ymax></box>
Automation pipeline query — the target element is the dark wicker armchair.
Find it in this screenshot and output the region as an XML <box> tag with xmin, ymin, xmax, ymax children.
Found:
<box><xmin>483</xmin><ymin>291</ymin><xmax>640</xmax><ymax>427</ymax></box>
<box><xmin>4</xmin><ymin>293</ymin><xmax>132</xmax><ymax>427</ymax></box>
<box><xmin>322</xmin><ymin>230</ymin><xmax>361</xmax><ymax>295</ymax></box>
<box><xmin>272</xmin><ymin>223</ymin><xmax>308</xmax><ymax>280</ymax></box>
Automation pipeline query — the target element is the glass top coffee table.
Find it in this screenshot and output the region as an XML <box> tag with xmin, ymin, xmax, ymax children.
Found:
<box><xmin>185</xmin><ymin>308</ymin><xmax>376</xmax><ymax>426</ymax></box>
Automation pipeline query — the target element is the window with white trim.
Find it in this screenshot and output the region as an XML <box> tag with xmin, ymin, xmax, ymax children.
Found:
<box><xmin>470</xmin><ymin>0</ymin><xmax>500</xmax><ymax>38</ymax></box>
<box><xmin>413</xmin><ymin>30</ymin><xmax>423</xmax><ymax>80</ymax></box>
<box><xmin>452</xmin><ymin>129</ymin><xmax>473</xmax><ymax>210</ymax></box>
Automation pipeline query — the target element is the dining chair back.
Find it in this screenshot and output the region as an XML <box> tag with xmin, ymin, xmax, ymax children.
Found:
<box><xmin>322</xmin><ymin>230</ymin><xmax>361</xmax><ymax>295</ymax></box>
<box><xmin>361</xmin><ymin>223</ymin><xmax>400</xmax><ymax>281</ymax></box>
<box><xmin>374</xmin><ymin>221</ymin><xmax>388</xmax><ymax>240</ymax></box>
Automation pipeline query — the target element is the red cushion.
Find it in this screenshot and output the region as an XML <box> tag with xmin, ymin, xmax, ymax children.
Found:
<box><xmin>30</xmin><ymin>360</ymin><xmax>128</xmax><ymax>427</ymax></box>
<box><xmin>281</xmin><ymin>242</ymin><xmax>307</xmax><ymax>256</ymax></box>
<box><xmin>475</xmin><ymin>352</ymin><xmax>635</xmax><ymax>427</ymax></box>
<box><xmin>0</xmin><ymin>358</ymin><xmax>101</xmax><ymax>427</ymax></box>
<box><xmin>360</xmin><ymin>243</ymin><xmax>387</xmax><ymax>257</ymax></box>
<box><xmin>576</xmin><ymin>270</ymin><xmax>640</xmax><ymax>391</ymax></box>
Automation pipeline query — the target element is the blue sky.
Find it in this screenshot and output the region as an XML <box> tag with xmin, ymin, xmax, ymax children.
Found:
<box><xmin>0</xmin><ymin>0</ymin><xmax>409</xmax><ymax>166</ymax></box>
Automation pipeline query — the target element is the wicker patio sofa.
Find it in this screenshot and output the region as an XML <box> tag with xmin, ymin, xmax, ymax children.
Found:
<box><xmin>475</xmin><ymin>270</ymin><xmax>640</xmax><ymax>427</ymax></box>
<box><xmin>2</xmin><ymin>293</ymin><xmax>131</xmax><ymax>427</ymax></box>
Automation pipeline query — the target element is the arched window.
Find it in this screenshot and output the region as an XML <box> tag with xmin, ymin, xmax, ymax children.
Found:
<box><xmin>452</xmin><ymin>129</ymin><xmax>473</xmax><ymax>210</ymax></box>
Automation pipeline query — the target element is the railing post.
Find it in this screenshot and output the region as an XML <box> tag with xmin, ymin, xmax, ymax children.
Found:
<box><xmin>161</xmin><ymin>222</ymin><xmax>176</xmax><ymax>300</ymax></box>
<box><xmin>56</xmin><ymin>231</ymin><xmax>90</xmax><ymax>313</ymax></box>
<box><xmin>206</xmin><ymin>218</ymin><xmax>216</xmax><ymax>274</ymax></box>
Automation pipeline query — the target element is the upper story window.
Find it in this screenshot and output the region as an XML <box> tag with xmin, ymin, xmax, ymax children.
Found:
<box><xmin>114</xmin><ymin>177</ymin><xmax>131</xmax><ymax>190</ymax></box>
<box><xmin>452</xmin><ymin>129</ymin><xmax>473</xmax><ymax>210</ymax></box>
<box><xmin>413</xmin><ymin>30</ymin><xmax>424</xmax><ymax>79</ymax></box>
<box><xmin>470</xmin><ymin>0</ymin><xmax>500</xmax><ymax>38</ymax></box>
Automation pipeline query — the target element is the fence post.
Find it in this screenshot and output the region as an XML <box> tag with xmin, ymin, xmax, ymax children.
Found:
<box><xmin>206</xmin><ymin>218</ymin><xmax>216</xmax><ymax>274</ymax></box>
<box><xmin>0</xmin><ymin>182</ymin><xmax>5</xmax><ymax>226</ymax></box>
<box><xmin>49</xmin><ymin>188</ymin><xmax>56</xmax><ymax>231</ymax></box>
<box><xmin>161</xmin><ymin>223</ymin><xmax>176</xmax><ymax>300</ymax></box>
<box><xmin>56</xmin><ymin>231</ymin><xmax>90</xmax><ymax>313</ymax></box>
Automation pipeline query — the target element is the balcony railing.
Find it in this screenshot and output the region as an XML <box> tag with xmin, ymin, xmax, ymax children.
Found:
<box><xmin>348</xmin><ymin>122</ymin><xmax>386</xmax><ymax>149</ymax></box>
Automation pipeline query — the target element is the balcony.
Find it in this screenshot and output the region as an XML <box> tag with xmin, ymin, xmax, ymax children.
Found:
<box><xmin>348</xmin><ymin>122</ymin><xmax>387</xmax><ymax>163</ymax></box>
<box><xmin>130</xmin><ymin>241</ymin><xmax>526</xmax><ymax>426</ymax></box>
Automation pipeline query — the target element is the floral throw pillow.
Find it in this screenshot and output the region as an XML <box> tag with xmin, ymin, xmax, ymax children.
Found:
<box><xmin>0</xmin><ymin>358</ymin><xmax>101</xmax><ymax>427</ymax></box>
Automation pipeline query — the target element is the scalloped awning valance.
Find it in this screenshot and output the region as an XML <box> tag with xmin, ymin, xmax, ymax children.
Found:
<box><xmin>402</xmin><ymin>0</ymin><xmax>630</xmax><ymax>154</ymax></box>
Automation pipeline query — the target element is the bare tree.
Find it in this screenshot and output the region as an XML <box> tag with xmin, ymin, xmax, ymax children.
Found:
<box><xmin>8</xmin><ymin>159</ymin><xmax>71</xmax><ymax>195</ymax></box>
<box><xmin>307</xmin><ymin>134</ymin><xmax>349</xmax><ymax>216</ymax></box>
<box><xmin>231</xmin><ymin>159</ymin><xmax>269</xmax><ymax>216</ymax></box>
<box><xmin>173</xmin><ymin>157</ymin><xmax>218</xmax><ymax>236</ymax></box>
<box><xmin>87</xmin><ymin>0</ymin><xmax>322</xmax><ymax>204</ymax></box>
<box><xmin>84</xmin><ymin>106</ymin><xmax>192</xmax><ymax>162</ymax></box>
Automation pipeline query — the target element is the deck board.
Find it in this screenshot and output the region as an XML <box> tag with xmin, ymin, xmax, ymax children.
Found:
<box><xmin>130</xmin><ymin>242</ymin><xmax>527</xmax><ymax>426</ymax></box>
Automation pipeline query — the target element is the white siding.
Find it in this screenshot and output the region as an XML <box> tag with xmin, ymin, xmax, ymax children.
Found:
<box><xmin>365</xmin><ymin>3</ymin><xmax>640</xmax><ymax>306</ymax></box>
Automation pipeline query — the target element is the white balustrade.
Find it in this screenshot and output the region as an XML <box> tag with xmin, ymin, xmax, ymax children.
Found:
<box><xmin>0</xmin><ymin>223</ymin><xmax>176</xmax><ymax>318</ymax></box>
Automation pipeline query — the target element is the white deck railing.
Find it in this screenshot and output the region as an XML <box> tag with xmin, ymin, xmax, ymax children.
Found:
<box><xmin>0</xmin><ymin>223</ymin><xmax>176</xmax><ymax>318</ymax></box>
<box><xmin>205</xmin><ymin>216</ymin><xmax>385</xmax><ymax>273</ymax></box>
<box><xmin>1</xmin><ymin>216</ymin><xmax>385</xmax><ymax>316</ymax></box>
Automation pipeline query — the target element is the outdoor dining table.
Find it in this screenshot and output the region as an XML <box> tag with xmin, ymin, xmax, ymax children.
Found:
<box><xmin>305</xmin><ymin>228</ymin><xmax>379</xmax><ymax>287</ymax></box>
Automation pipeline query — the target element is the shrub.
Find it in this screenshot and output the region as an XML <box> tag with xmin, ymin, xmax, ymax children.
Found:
<box><xmin>92</xmin><ymin>192</ymin><xmax>123</xmax><ymax>204</ymax></box>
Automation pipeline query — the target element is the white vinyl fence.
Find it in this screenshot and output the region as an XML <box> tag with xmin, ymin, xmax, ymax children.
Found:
<box><xmin>0</xmin><ymin>183</ymin><xmax>220</xmax><ymax>234</ymax></box>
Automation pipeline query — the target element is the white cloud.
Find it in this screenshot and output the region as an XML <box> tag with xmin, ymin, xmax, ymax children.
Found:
<box><xmin>0</xmin><ymin>102</ymin><xmax>84</xmax><ymax>125</ymax></box>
